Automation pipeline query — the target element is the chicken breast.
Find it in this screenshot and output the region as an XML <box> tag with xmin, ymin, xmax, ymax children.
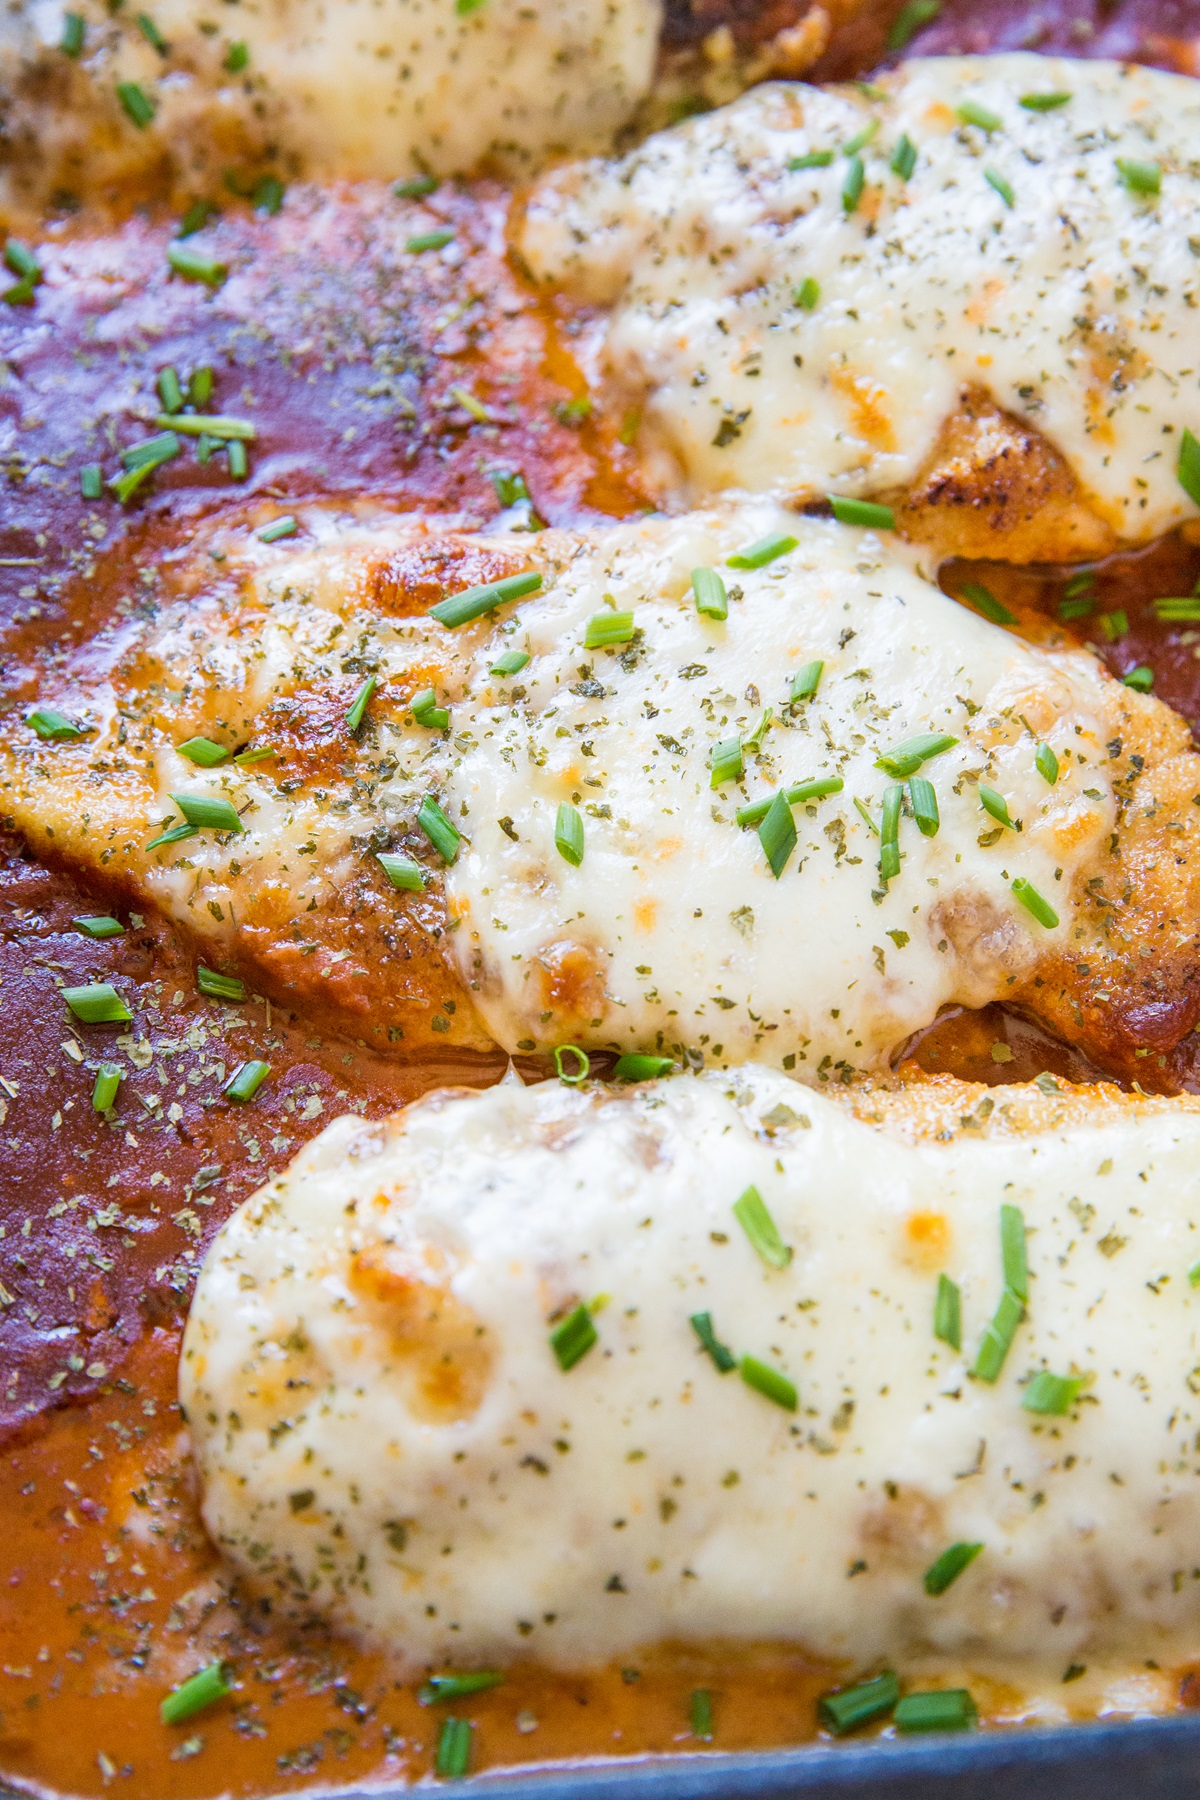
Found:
<box><xmin>183</xmin><ymin>1064</ymin><xmax>1200</xmax><ymax>1689</ymax></box>
<box><xmin>518</xmin><ymin>54</ymin><xmax>1200</xmax><ymax>559</ymax></box>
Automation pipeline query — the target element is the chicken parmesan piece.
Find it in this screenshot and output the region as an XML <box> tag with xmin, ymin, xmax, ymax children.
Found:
<box><xmin>519</xmin><ymin>54</ymin><xmax>1200</xmax><ymax>557</ymax></box>
<box><xmin>184</xmin><ymin>1064</ymin><xmax>1200</xmax><ymax>1685</ymax></box>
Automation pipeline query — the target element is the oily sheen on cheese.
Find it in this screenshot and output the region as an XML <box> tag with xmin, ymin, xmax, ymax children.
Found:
<box><xmin>520</xmin><ymin>54</ymin><xmax>1200</xmax><ymax>540</ymax></box>
<box><xmin>183</xmin><ymin>1067</ymin><xmax>1200</xmax><ymax>1690</ymax></box>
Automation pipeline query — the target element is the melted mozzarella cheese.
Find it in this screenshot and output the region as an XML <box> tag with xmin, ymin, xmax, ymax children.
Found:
<box><xmin>184</xmin><ymin>1067</ymin><xmax>1200</xmax><ymax>1687</ymax></box>
<box><xmin>520</xmin><ymin>54</ymin><xmax>1200</xmax><ymax>534</ymax></box>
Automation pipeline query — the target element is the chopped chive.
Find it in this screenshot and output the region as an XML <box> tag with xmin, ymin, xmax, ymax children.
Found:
<box><xmin>395</xmin><ymin>173</ymin><xmax>439</xmax><ymax>199</ymax></box>
<box><xmin>189</xmin><ymin>366</ymin><xmax>214</xmax><ymax>406</ymax></box>
<box><xmin>1099</xmin><ymin>608</ymin><xmax>1128</xmax><ymax>642</ymax></box>
<box><xmin>435</xmin><ymin>1717</ymin><xmax>472</xmax><ymax>1779</ymax></box>
<box><xmin>879</xmin><ymin>781</ymin><xmax>902</xmax><ymax>883</ymax></box>
<box><xmin>161</xmin><ymin>1663</ymin><xmax>231</xmax><ymax>1726</ymax></box>
<box><xmin>406</xmin><ymin>229</ymin><xmax>455</xmax><ymax>253</ymax></box>
<box><xmin>1153</xmin><ymin>595</ymin><xmax>1200</xmax><ymax>621</ymax></box>
<box><xmin>933</xmin><ymin>1274</ymin><xmax>961</xmax><ymax>1350</ymax></box>
<box><xmin>155</xmin><ymin>412</ymin><xmax>253</xmax><ymax>440</ymax></box>
<box><xmin>491</xmin><ymin>469</ymin><xmax>531</xmax><ymax>507</ymax></box>
<box><xmin>842</xmin><ymin>152</ymin><xmax>865</xmax><ymax>214</ymax></box>
<box><xmin>429</xmin><ymin>570</ymin><xmax>541</xmax><ymax>629</ymax></box>
<box><xmin>819</xmin><ymin>1672</ymin><xmax>899</xmax><ymax>1736</ymax></box>
<box><xmin>875</xmin><ymin>731</ymin><xmax>957</xmax><ymax>779</ymax></box>
<box><xmin>227</xmin><ymin>439</ymin><xmax>248</xmax><ymax>480</ymax></box>
<box><xmin>978</xmin><ymin>783</ymin><xmax>1014</xmax><ymax>829</ymax></box>
<box><xmin>257</xmin><ymin>515</ymin><xmax>297</xmax><ymax>543</ymax></box>
<box><xmin>584</xmin><ymin>610</ymin><xmax>635</xmax><ymax>649</ymax></box>
<box><xmin>490</xmin><ymin>648</ymin><xmax>530</xmax><ymax>677</ymax></box>
<box><xmin>887</xmin><ymin>0</ymin><xmax>939</xmax><ymax>49</ymax></box>
<box><xmin>613</xmin><ymin>1053</ymin><xmax>674</xmax><ymax>1081</ymax></box>
<box><xmin>1058</xmin><ymin>594</ymin><xmax>1095</xmax><ymax>621</ymax></box>
<box><xmin>890</xmin><ymin>133</ymin><xmax>918</xmax><ymax>179</ymax></box>
<box><xmin>170</xmin><ymin>792</ymin><xmax>243</xmax><ymax>833</ymax></box>
<box><xmin>985</xmin><ymin>166</ymin><xmax>1015</xmax><ymax>206</ymax></box>
<box><xmin>3</xmin><ymin>241</ymin><xmax>39</xmax><ymax>285</ymax></box>
<box><xmin>2</xmin><ymin>273</ymin><xmax>37</xmax><ymax>306</ymax></box>
<box><xmin>116</xmin><ymin>81</ymin><xmax>156</xmax><ymax>128</ymax></box>
<box><xmin>417</xmin><ymin>795</ymin><xmax>461</xmax><ymax>862</ymax></box>
<box><xmin>157</xmin><ymin>367</ymin><xmax>183</xmax><ymax>414</ymax></box>
<box><xmin>1189</xmin><ymin>1259</ymin><xmax>1200</xmax><ymax>1288</ymax></box>
<box><xmin>555</xmin><ymin>802</ymin><xmax>585</xmax><ymax>867</ymax></box>
<box><xmin>1020</xmin><ymin>91</ymin><xmax>1071</xmax><ymax>110</ymax></box>
<box><xmin>957</xmin><ymin>580</ymin><xmax>1016</xmax><ymax>626</ymax></box>
<box><xmin>73</xmin><ymin>915</ymin><xmax>123</xmax><ymax>940</ymax></box>
<box><xmin>92</xmin><ymin>1063</ymin><xmax>122</xmax><ymax>1112</ymax></box>
<box><xmin>1063</xmin><ymin>569</ymin><xmax>1095</xmax><ymax>597</ymax></box>
<box><xmin>61</xmin><ymin>10</ymin><xmax>85</xmax><ymax>54</ymax></box>
<box><xmin>923</xmin><ymin>1541</ymin><xmax>983</xmax><ymax>1596</ymax></box>
<box><xmin>232</xmin><ymin>745</ymin><xmax>273</xmax><ymax>765</ymax></box>
<box><xmin>550</xmin><ymin>1303</ymin><xmax>597</xmax><ymax>1371</ymax></box>
<box><xmin>842</xmin><ymin>119</ymin><xmax>879</xmax><ymax>157</ymax></box>
<box><xmin>957</xmin><ymin>99</ymin><xmax>1002</xmax><ymax>132</ymax></box>
<box><xmin>727</xmin><ymin>532</ymin><xmax>797</xmax><ymax>571</ymax></box>
<box><xmin>28</xmin><ymin>707</ymin><xmax>86</xmax><ymax>741</ymax></box>
<box><xmin>166</xmin><ymin>243</ymin><xmax>226</xmax><ymax>285</ymax></box>
<box><xmin>411</xmin><ymin>687</ymin><xmax>450</xmax><ymax>730</ymax></box>
<box><xmin>739</xmin><ymin>1355</ymin><xmax>797</xmax><ymax>1412</ymax></box>
<box><xmin>853</xmin><ymin>795</ymin><xmax>880</xmax><ymax>836</ymax></box>
<box><xmin>145</xmin><ymin>822</ymin><xmax>197</xmax><ymax>850</ymax></box>
<box><xmin>908</xmin><ymin>775</ymin><xmax>939</xmax><ymax>838</ymax></box>
<box><xmin>894</xmin><ymin>1690</ymin><xmax>977</xmax><ymax>1734</ymax></box>
<box><xmin>1179</xmin><ymin>429</ymin><xmax>1200</xmax><ymax>508</ymax></box>
<box><xmin>690</xmin><ymin>1311</ymin><xmax>736</xmax><ymax>1373</ymax></box>
<box><xmin>690</xmin><ymin>1688</ymin><xmax>713</xmax><ymax>1740</ymax></box>
<box><xmin>758</xmin><ymin>790</ymin><xmax>797</xmax><ymax>878</ymax></box>
<box><xmin>828</xmin><ymin>495</ymin><xmax>895</xmax><ymax>530</ymax></box>
<box><xmin>971</xmin><ymin>1283</ymin><xmax>1023</xmax><ymax>1383</ymax></box>
<box><xmin>62</xmin><ymin>983</ymin><xmax>131</xmax><ymax>1025</ymax></box>
<box><xmin>1117</xmin><ymin>157</ymin><xmax>1161</xmax><ymax>196</ymax></box>
<box><xmin>1022</xmin><ymin>1370</ymin><xmax>1084</xmax><ymax>1415</ymax></box>
<box><xmin>137</xmin><ymin>13</ymin><xmax>167</xmax><ymax>52</ymax></box>
<box><xmin>80</xmin><ymin>463</ymin><xmax>103</xmax><ymax>500</ymax></box>
<box><xmin>197</xmin><ymin>967</ymin><xmax>245</xmax><ymax>1002</ymax></box>
<box><xmin>419</xmin><ymin>1673</ymin><xmax>504</xmax><ymax>1706</ymax></box>
<box><xmin>110</xmin><ymin>445</ymin><xmax>177</xmax><ymax>503</ymax></box>
<box><xmin>346</xmin><ymin>675</ymin><xmax>377</xmax><ymax>733</ymax></box>
<box><xmin>223</xmin><ymin>1059</ymin><xmax>269</xmax><ymax>1104</ymax></box>
<box><xmin>1035</xmin><ymin>742</ymin><xmax>1059</xmax><ymax>785</ymax></box>
<box><xmin>553</xmin><ymin>1044</ymin><xmax>589</xmax><ymax>1084</ymax></box>
<box><xmin>790</xmin><ymin>659</ymin><xmax>823</xmax><ymax>702</ymax></box>
<box><xmin>743</xmin><ymin>707</ymin><xmax>773</xmax><ymax>753</ymax></box>
<box><xmin>1012</xmin><ymin>876</ymin><xmax>1058</xmax><ymax>929</ymax></box>
<box><xmin>121</xmin><ymin>430</ymin><xmax>180</xmax><ymax>472</ymax></box>
<box><xmin>225</xmin><ymin>38</ymin><xmax>248</xmax><ymax>71</ymax></box>
<box><xmin>692</xmin><ymin>566</ymin><xmax>728</xmax><ymax>619</ymax></box>
<box><xmin>253</xmin><ymin>173</ymin><xmax>285</xmax><ymax>215</ymax></box>
<box><xmin>787</xmin><ymin>149</ymin><xmax>834</xmax><ymax>171</ymax></box>
<box><xmin>735</xmin><ymin>775</ymin><xmax>842</xmax><ymax>828</ymax></box>
<box><xmin>710</xmin><ymin>737</ymin><xmax>744</xmax><ymax>789</ymax></box>
<box><xmin>377</xmin><ymin>852</ymin><xmax>426</xmax><ymax>892</ymax></box>
<box><xmin>177</xmin><ymin>736</ymin><xmax>229</xmax><ymax>768</ymax></box>
<box><xmin>177</xmin><ymin>201</ymin><xmax>216</xmax><ymax>238</ymax></box>
<box><xmin>1123</xmin><ymin>665</ymin><xmax>1154</xmax><ymax>692</ymax></box>
<box><xmin>733</xmin><ymin>1184</ymin><xmax>792</xmax><ymax>1269</ymax></box>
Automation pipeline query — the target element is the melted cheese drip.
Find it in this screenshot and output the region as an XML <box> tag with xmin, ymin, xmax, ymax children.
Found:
<box><xmin>184</xmin><ymin>1067</ymin><xmax>1200</xmax><ymax>1691</ymax></box>
<box><xmin>520</xmin><ymin>54</ymin><xmax>1200</xmax><ymax>532</ymax></box>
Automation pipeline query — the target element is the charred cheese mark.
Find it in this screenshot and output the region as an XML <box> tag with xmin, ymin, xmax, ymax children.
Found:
<box><xmin>519</xmin><ymin>54</ymin><xmax>1200</xmax><ymax>554</ymax></box>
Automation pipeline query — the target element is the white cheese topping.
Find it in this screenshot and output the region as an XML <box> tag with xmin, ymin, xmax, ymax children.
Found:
<box><xmin>184</xmin><ymin>1068</ymin><xmax>1200</xmax><ymax>1684</ymax></box>
<box><xmin>520</xmin><ymin>54</ymin><xmax>1200</xmax><ymax>532</ymax></box>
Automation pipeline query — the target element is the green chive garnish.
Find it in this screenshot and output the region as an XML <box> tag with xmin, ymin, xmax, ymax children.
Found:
<box><xmin>828</xmin><ymin>496</ymin><xmax>895</xmax><ymax>530</ymax></box>
<box><xmin>61</xmin><ymin>11</ymin><xmax>85</xmax><ymax>54</ymax></box>
<box><xmin>842</xmin><ymin>152</ymin><xmax>865</xmax><ymax>214</ymax></box>
<box><xmin>419</xmin><ymin>1672</ymin><xmax>504</xmax><ymax>1705</ymax></box>
<box><xmin>116</xmin><ymin>81</ymin><xmax>156</xmax><ymax>128</ymax></box>
<box><xmin>170</xmin><ymin>792</ymin><xmax>242</xmax><ymax>833</ymax></box>
<box><xmin>490</xmin><ymin>648</ymin><xmax>530</xmax><ymax>677</ymax></box>
<box><xmin>735</xmin><ymin>776</ymin><xmax>842</xmax><ymax>828</ymax></box>
<box><xmin>733</xmin><ymin>1184</ymin><xmax>792</xmax><ymax>1269</ymax></box>
<box><xmin>177</xmin><ymin>201</ymin><xmax>216</xmax><ymax>239</ymax></box>
<box><xmin>1035</xmin><ymin>742</ymin><xmax>1058</xmax><ymax>785</ymax></box>
<box><xmin>972</xmin><ymin>1284</ymin><xmax>1023</xmax><ymax>1383</ymax></box>
<box><xmin>1058</xmin><ymin>594</ymin><xmax>1096</xmax><ymax>621</ymax></box>
<box><xmin>429</xmin><ymin>571</ymin><xmax>541</xmax><ymax>629</ymax></box>
<box><xmin>795</xmin><ymin>276</ymin><xmax>821</xmax><ymax>310</ymax></box>
<box><xmin>985</xmin><ymin>166</ymin><xmax>1015</xmax><ymax>207</ymax></box>
<box><xmin>818</xmin><ymin>1672</ymin><xmax>899</xmax><ymax>1736</ymax></box>
<box><xmin>727</xmin><ymin>532</ymin><xmax>797</xmax><ymax>571</ymax></box>
<box><xmin>842</xmin><ymin>119</ymin><xmax>879</xmax><ymax>157</ymax></box>
<box><xmin>934</xmin><ymin>1274</ymin><xmax>961</xmax><ymax>1351</ymax></box>
<box><xmin>1000</xmin><ymin>1202</ymin><xmax>1027</xmax><ymax>1300</ymax></box>
<box><xmin>80</xmin><ymin>463</ymin><xmax>103</xmax><ymax>499</ymax></box>
<box><xmin>613</xmin><ymin>1054</ymin><xmax>674</xmax><ymax>1081</ymax></box>
<box><xmin>1123</xmin><ymin>665</ymin><xmax>1154</xmax><ymax>692</ymax></box>
<box><xmin>92</xmin><ymin>1063</ymin><xmax>122</xmax><ymax>1112</ymax></box>
<box><xmin>110</xmin><ymin>439</ymin><xmax>178</xmax><ymax>502</ymax></box>
<box><xmin>406</xmin><ymin>229</ymin><xmax>455</xmax><ymax>253</ymax></box>
<box><xmin>197</xmin><ymin>967</ymin><xmax>245</xmax><ymax>1002</ymax></box>
<box><xmin>1100</xmin><ymin>608</ymin><xmax>1128</xmax><ymax>642</ymax></box>
<box><xmin>377</xmin><ymin>852</ymin><xmax>426</xmax><ymax>892</ymax></box>
<box><xmin>1012</xmin><ymin>876</ymin><xmax>1058</xmax><ymax>929</ymax></box>
<box><xmin>790</xmin><ymin>660</ymin><xmax>823</xmax><ymax>702</ymax></box>
<box><xmin>891</xmin><ymin>133</ymin><xmax>918</xmax><ymax>180</ymax></box>
<box><xmin>690</xmin><ymin>1688</ymin><xmax>714</xmax><ymax>1740</ymax></box>
<box><xmin>875</xmin><ymin>732</ymin><xmax>957</xmax><ymax>779</ymax></box>
<box><xmin>411</xmin><ymin>687</ymin><xmax>450</xmax><ymax>730</ymax></box>
<box><xmin>584</xmin><ymin>610</ymin><xmax>635</xmax><ymax>650</ymax></box>
<box><xmin>161</xmin><ymin>1663</ymin><xmax>232</xmax><ymax>1726</ymax></box>
<box><xmin>1189</xmin><ymin>1259</ymin><xmax>1200</xmax><ymax>1288</ymax></box>
<box><xmin>908</xmin><ymin>776</ymin><xmax>939</xmax><ymax>838</ymax></box>
<box><xmin>787</xmin><ymin>149</ymin><xmax>834</xmax><ymax>171</ymax></box>
<box><xmin>233</xmin><ymin>745</ymin><xmax>273</xmax><ymax>765</ymax></box>
<box><xmin>958</xmin><ymin>581</ymin><xmax>1016</xmax><ymax>626</ymax></box>
<box><xmin>879</xmin><ymin>781</ymin><xmax>902</xmax><ymax>883</ymax></box>
<box><xmin>550</xmin><ymin>1303</ymin><xmax>597</xmax><ymax>1371</ymax></box>
<box><xmin>395</xmin><ymin>173</ymin><xmax>439</xmax><ymax>199</ymax></box>
<box><xmin>978</xmin><ymin>783</ymin><xmax>1014</xmax><ymax>829</ymax></box>
<box><xmin>957</xmin><ymin>99</ymin><xmax>1002</xmax><ymax>132</ymax></box>
<box><xmin>690</xmin><ymin>1311</ymin><xmax>736</xmax><ymax>1373</ymax></box>
<box><xmin>894</xmin><ymin>1690</ymin><xmax>976</xmax><ymax>1733</ymax></box>
<box><xmin>555</xmin><ymin>802</ymin><xmax>585</xmax><ymax>867</ymax></box>
<box><xmin>417</xmin><ymin>795</ymin><xmax>461</xmax><ymax>863</ymax></box>
<box><xmin>28</xmin><ymin>707</ymin><xmax>86</xmax><ymax>741</ymax></box>
<box><xmin>710</xmin><ymin>737</ymin><xmax>744</xmax><ymax>789</ymax></box>
<box><xmin>346</xmin><ymin>674</ymin><xmax>377</xmax><ymax>733</ymax></box>
<box><xmin>887</xmin><ymin>0</ymin><xmax>939</xmax><ymax>48</ymax></box>
<box><xmin>73</xmin><ymin>915</ymin><xmax>123</xmax><ymax>940</ymax></box>
<box><xmin>739</xmin><ymin>1355</ymin><xmax>797</xmax><ymax>1412</ymax></box>
<box><xmin>1153</xmin><ymin>595</ymin><xmax>1200</xmax><ymax>621</ymax></box>
<box><xmin>189</xmin><ymin>366</ymin><xmax>214</xmax><ymax>406</ymax></box>
<box><xmin>692</xmin><ymin>566</ymin><xmax>728</xmax><ymax>619</ymax></box>
<box><xmin>62</xmin><ymin>983</ymin><xmax>131</xmax><ymax>1025</ymax></box>
<box><xmin>435</xmin><ymin>1717</ymin><xmax>472</xmax><ymax>1779</ymax></box>
<box><xmin>155</xmin><ymin>412</ymin><xmax>253</xmax><ymax>441</ymax></box>
<box><xmin>1117</xmin><ymin>157</ymin><xmax>1161</xmax><ymax>196</ymax></box>
<box><xmin>157</xmin><ymin>366</ymin><xmax>183</xmax><ymax>414</ymax></box>
<box><xmin>166</xmin><ymin>243</ymin><xmax>226</xmax><ymax>286</ymax></box>
<box><xmin>225</xmin><ymin>39</ymin><xmax>248</xmax><ymax>71</ymax></box>
<box><xmin>1020</xmin><ymin>91</ymin><xmax>1070</xmax><ymax>110</ymax></box>
<box><xmin>924</xmin><ymin>1541</ymin><xmax>983</xmax><ymax>1596</ymax></box>
<box><xmin>177</xmin><ymin>736</ymin><xmax>229</xmax><ymax>767</ymax></box>
<box><xmin>223</xmin><ymin>1059</ymin><xmax>269</xmax><ymax>1104</ymax></box>
<box><xmin>145</xmin><ymin>822</ymin><xmax>197</xmax><ymax>850</ymax></box>
<box><xmin>257</xmin><ymin>515</ymin><xmax>297</xmax><ymax>543</ymax></box>
<box><xmin>1022</xmin><ymin>1370</ymin><xmax>1084</xmax><ymax>1415</ymax></box>
<box><xmin>758</xmin><ymin>790</ymin><xmax>797</xmax><ymax>878</ymax></box>
<box><xmin>553</xmin><ymin>1044</ymin><xmax>589</xmax><ymax>1084</ymax></box>
<box><xmin>137</xmin><ymin>13</ymin><xmax>167</xmax><ymax>52</ymax></box>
